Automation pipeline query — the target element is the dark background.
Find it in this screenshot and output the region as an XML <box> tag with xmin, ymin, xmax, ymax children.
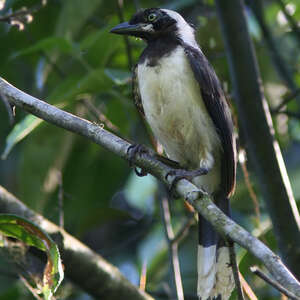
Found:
<box><xmin>0</xmin><ymin>0</ymin><xmax>300</xmax><ymax>299</ymax></box>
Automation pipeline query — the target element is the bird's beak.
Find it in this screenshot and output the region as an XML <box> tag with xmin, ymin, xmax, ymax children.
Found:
<box><xmin>110</xmin><ymin>22</ymin><xmax>145</xmax><ymax>35</ymax></box>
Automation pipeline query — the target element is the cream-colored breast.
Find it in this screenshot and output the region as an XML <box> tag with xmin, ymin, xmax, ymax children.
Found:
<box><xmin>137</xmin><ymin>46</ymin><xmax>221</xmax><ymax>193</ymax></box>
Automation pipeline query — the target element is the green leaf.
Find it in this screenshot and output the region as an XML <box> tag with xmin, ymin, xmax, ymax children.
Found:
<box><xmin>55</xmin><ymin>0</ymin><xmax>103</xmax><ymax>37</ymax></box>
<box><xmin>48</xmin><ymin>68</ymin><xmax>113</xmax><ymax>103</ymax></box>
<box><xmin>79</xmin><ymin>26</ymin><xmax>123</xmax><ymax>67</ymax></box>
<box><xmin>11</xmin><ymin>37</ymin><xmax>73</xmax><ymax>59</ymax></box>
<box><xmin>0</xmin><ymin>214</ymin><xmax>64</xmax><ymax>299</ymax></box>
<box><xmin>1</xmin><ymin>115</ymin><xmax>43</xmax><ymax>160</ymax></box>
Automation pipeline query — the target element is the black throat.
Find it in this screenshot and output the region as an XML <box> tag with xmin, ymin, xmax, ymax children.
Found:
<box><xmin>139</xmin><ymin>35</ymin><xmax>181</xmax><ymax>67</ymax></box>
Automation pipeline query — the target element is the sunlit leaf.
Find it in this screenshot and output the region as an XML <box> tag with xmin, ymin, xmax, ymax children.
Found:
<box><xmin>1</xmin><ymin>115</ymin><xmax>42</xmax><ymax>160</ymax></box>
<box><xmin>124</xmin><ymin>171</ymin><xmax>157</xmax><ymax>215</ymax></box>
<box><xmin>104</xmin><ymin>68</ymin><xmax>131</xmax><ymax>85</ymax></box>
<box><xmin>0</xmin><ymin>214</ymin><xmax>63</xmax><ymax>299</ymax></box>
<box><xmin>0</xmin><ymin>0</ymin><xmax>6</xmax><ymax>10</ymax></box>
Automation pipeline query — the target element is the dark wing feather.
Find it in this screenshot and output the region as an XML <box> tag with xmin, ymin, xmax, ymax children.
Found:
<box><xmin>132</xmin><ymin>64</ymin><xmax>145</xmax><ymax>117</ymax></box>
<box><xmin>184</xmin><ymin>45</ymin><xmax>236</xmax><ymax>196</ymax></box>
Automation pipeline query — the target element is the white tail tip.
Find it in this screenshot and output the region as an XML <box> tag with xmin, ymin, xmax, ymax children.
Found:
<box><xmin>197</xmin><ymin>246</ymin><xmax>235</xmax><ymax>300</ymax></box>
<box><xmin>197</xmin><ymin>245</ymin><xmax>217</xmax><ymax>299</ymax></box>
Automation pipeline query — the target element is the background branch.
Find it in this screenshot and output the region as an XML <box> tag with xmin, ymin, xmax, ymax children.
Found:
<box><xmin>0</xmin><ymin>77</ymin><xmax>300</xmax><ymax>297</ymax></box>
<box><xmin>0</xmin><ymin>0</ymin><xmax>47</xmax><ymax>30</ymax></box>
<box><xmin>251</xmin><ymin>266</ymin><xmax>299</xmax><ymax>300</ymax></box>
<box><xmin>228</xmin><ymin>243</ymin><xmax>245</xmax><ymax>300</ymax></box>
<box><xmin>0</xmin><ymin>185</ymin><xmax>153</xmax><ymax>300</ymax></box>
<box><xmin>160</xmin><ymin>196</ymin><xmax>184</xmax><ymax>300</ymax></box>
<box><xmin>276</xmin><ymin>0</ymin><xmax>300</xmax><ymax>46</ymax></box>
<box><xmin>215</xmin><ymin>0</ymin><xmax>300</xmax><ymax>277</ymax></box>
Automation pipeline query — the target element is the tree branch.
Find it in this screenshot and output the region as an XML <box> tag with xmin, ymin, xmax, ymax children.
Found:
<box><xmin>228</xmin><ymin>242</ymin><xmax>245</xmax><ymax>300</ymax></box>
<box><xmin>0</xmin><ymin>0</ymin><xmax>47</xmax><ymax>30</ymax></box>
<box><xmin>273</xmin><ymin>87</ymin><xmax>300</xmax><ymax>113</ymax></box>
<box><xmin>0</xmin><ymin>185</ymin><xmax>153</xmax><ymax>300</ymax></box>
<box><xmin>216</xmin><ymin>0</ymin><xmax>300</xmax><ymax>277</ymax></box>
<box><xmin>277</xmin><ymin>109</ymin><xmax>300</xmax><ymax>120</ymax></box>
<box><xmin>276</xmin><ymin>0</ymin><xmax>300</xmax><ymax>46</ymax></box>
<box><xmin>0</xmin><ymin>77</ymin><xmax>300</xmax><ymax>297</ymax></box>
<box><xmin>251</xmin><ymin>266</ymin><xmax>299</xmax><ymax>300</ymax></box>
<box><xmin>160</xmin><ymin>196</ymin><xmax>184</xmax><ymax>300</ymax></box>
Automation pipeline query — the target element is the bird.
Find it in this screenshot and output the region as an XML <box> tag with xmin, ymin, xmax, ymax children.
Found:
<box><xmin>111</xmin><ymin>8</ymin><xmax>237</xmax><ymax>300</ymax></box>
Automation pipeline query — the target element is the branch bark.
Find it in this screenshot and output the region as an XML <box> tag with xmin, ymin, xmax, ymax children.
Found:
<box><xmin>0</xmin><ymin>185</ymin><xmax>153</xmax><ymax>300</ymax></box>
<box><xmin>215</xmin><ymin>0</ymin><xmax>300</xmax><ymax>278</ymax></box>
<box><xmin>0</xmin><ymin>77</ymin><xmax>300</xmax><ymax>297</ymax></box>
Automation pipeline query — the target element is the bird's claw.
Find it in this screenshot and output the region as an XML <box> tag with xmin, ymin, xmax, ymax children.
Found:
<box><xmin>165</xmin><ymin>168</ymin><xmax>209</xmax><ymax>198</ymax></box>
<box><xmin>127</xmin><ymin>144</ymin><xmax>148</xmax><ymax>177</ymax></box>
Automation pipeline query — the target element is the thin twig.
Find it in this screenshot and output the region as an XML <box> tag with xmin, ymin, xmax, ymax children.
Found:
<box><xmin>116</xmin><ymin>0</ymin><xmax>133</xmax><ymax>70</ymax></box>
<box><xmin>239</xmin><ymin>149</ymin><xmax>260</xmax><ymax>223</ymax></box>
<box><xmin>228</xmin><ymin>242</ymin><xmax>245</xmax><ymax>300</ymax></box>
<box><xmin>139</xmin><ymin>260</ymin><xmax>147</xmax><ymax>292</ymax></box>
<box><xmin>81</xmin><ymin>98</ymin><xmax>120</xmax><ymax>134</ymax></box>
<box><xmin>251</xmin><ymin>266</ymin><xmax>299</xmax><ymax>300</ymax></box>
<box><xmin>239</xmin><ymin>272</ymin><xmax>258</xmax><ymax>300</ymax></box>
<box><xmin>171</xmin><ymin>213</ymin><xmax>195</xmax><ymax>245</ymax></box>
<box><xmin>160</xmin><ymin>196</ymin><xmax>184</xmax><ymax>300</ymax></box>
<box><xmin>0</xmin><ymin>0</ymin><xmax>47</xmax><ymax>29</ymax></box>
<box><xmin>277</xmin><ymin>110</ymin><xmax>300</xmax><ymax>120</ymax></box>
<box><xmin>273</xmin><ymin>88</ymin><xmax>300</xmax><ymax>113</ymax></box>
<box><xmin>57</xmin><ymin>171</ymin><xmax>64</xmax><ymax>228</ymax></box>
<box><xmin>19</xmin><ymin>275</ymin><xmax>43</xmax><ymax>300</ymax></box>
<box><xmin>276</xmin><ymin>0</ymin><xmax>300</xmax><ymax>46</ymax></box>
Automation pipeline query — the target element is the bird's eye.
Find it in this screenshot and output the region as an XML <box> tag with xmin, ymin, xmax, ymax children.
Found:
<box><xmin>148</xmin><ymin>13</ymin><xmax>157</xmax><ymax>22</ymax></box>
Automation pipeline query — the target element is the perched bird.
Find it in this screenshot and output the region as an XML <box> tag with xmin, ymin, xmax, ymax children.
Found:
<box><xmin>111</xmin><ymin>8</ymin><xmax>237</xmax><ymax>300</ymax></box>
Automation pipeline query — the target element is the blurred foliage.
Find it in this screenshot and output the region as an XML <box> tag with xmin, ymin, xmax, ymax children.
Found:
<box><xmin>0</xmin><ymin>0</ymin><xmax>299</xmax><ymax>299</ymax></box>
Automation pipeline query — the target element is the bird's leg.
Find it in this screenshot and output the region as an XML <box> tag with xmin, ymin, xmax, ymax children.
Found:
<box><xmin>165</xmin><ymin>167</ymin><xmax>209</xmax><ymax>197</ymax></box>
<box><xmin>127</xmin><ymin>144</ymin><xmax>149</xmax><ymax>177</ymax></box>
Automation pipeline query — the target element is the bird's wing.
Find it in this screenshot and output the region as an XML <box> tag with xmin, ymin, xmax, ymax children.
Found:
<box><xmin>184</xmin><ymin>45</ymin><xmax>236</xmax><ymax>196</ymax></box>
<box><xmin>132</xmin><ymin>64</ymin><xmax>145</xmax><ymax>117</ymax></box>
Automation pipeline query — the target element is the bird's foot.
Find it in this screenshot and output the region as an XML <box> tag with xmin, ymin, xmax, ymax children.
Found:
<box><xmin>127</xmin><ymin>144</ymin><xmax>148</xmax><ymax>177</ymax></box>
<box><xmin>166</xmin><ymin>168</ymin><xmax>209</xmax><ymax>197</ymax></box>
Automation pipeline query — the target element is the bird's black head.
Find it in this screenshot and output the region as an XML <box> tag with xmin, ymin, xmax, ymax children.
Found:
<box><xmin>110</xmin><ymin>8</ymin><xmax>186</xmax><ymax>41</ymax></box>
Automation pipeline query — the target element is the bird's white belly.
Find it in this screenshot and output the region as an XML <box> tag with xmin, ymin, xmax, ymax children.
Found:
<box><xmin>137</xmin><ymin>47</ymin><xmax>221</xmax><ymax>193</ymax></box>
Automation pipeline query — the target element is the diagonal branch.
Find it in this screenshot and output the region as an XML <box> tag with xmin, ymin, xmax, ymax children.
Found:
<box><xmin>216</xmin><ymin>0</ymin><xmax>300</xmax><ymax>278</ymax></box>
<box><xmin>0</xmin><ymin>76</ymin><xmax>300</xmax><ymax>297</ymax></box>
<box><xmin>251</xmin><ymin>266</ymin><xmax>299</xmax><ymax>300</ymax></box>
<box><xmin>0</xmin><ymin>185</ymin><xmax>153</xmax><ymax>300</ymax></box>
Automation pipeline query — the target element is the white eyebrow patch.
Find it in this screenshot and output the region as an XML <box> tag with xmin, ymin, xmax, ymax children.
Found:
<box><xmin>142</xmin><ymin>23</ymin><xmax>154</xmax><ymax>32</ymax></box>
<box><xmin>161</xmin><ymin>9</ymin><xmax>198</xmax><ymax>48</ymax></box>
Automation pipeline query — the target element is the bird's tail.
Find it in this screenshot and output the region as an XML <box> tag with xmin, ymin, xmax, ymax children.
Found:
<box><xmin>197</xmin><ymin>196</ymin><xmax>235</xmax><ymax>300</ymax></box>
